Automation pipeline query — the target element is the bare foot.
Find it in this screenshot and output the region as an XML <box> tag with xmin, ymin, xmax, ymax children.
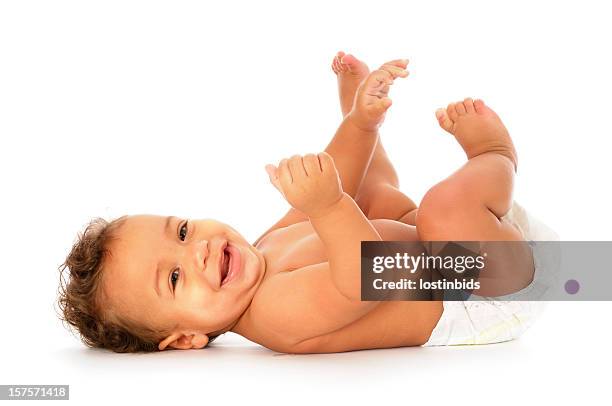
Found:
<box><xmin>435</xmin><ymin>98</ymin><xmax>518</xmax><ymax>170</ymax></box>
<box><xmin>348</xmin><ymin>59</ymin><xmax>409</xmax><ymax>132</ymax></box>
<box><xmin>331</xmin><ymin>51</ymin><xmax>370</xmax><ymax>117</ymax></box>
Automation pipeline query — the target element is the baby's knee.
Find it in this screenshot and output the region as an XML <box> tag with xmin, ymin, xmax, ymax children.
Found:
<box><xmin>419</xmin><ymin>179</ymin><xmax>475</xmax><ymax>215</ymax></box>
<box><xmin>416</xmin><ymin>181</ymin><xmax>475</xmax><ymax>239</ymax></box>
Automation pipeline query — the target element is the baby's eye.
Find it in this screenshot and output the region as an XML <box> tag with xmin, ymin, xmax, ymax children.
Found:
<box><xmin>170</xmin><ymin>269</ymin><xmax>180</xmax><ymax>290</ymax></box>
<box><xmin>179</xmin><ymin>220</ymin><xmax>188</xmax><ymax>241</ymax></box>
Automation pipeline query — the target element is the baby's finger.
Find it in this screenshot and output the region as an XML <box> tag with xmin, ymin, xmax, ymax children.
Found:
<box><xmin>302</xmin><ymin>153</ymin><xmax>322</xmax><ymax>176</ymax></box>
<box><xmin>288</xmin><ymin>155</ymin><xmax>307</xmax><ymax>181</ymax></box>
<box><xmin>278</xmin><ymin>158</ymin><xmax>292</xmax><ymax>191</ymax></box>
<box><xmin>318</xmin><ymin>151</ymin><xmax>336</xmax><ymax>173</ymax></box>
<box><xmin>266</xmin><ymin>164</ymin><xmax>285</xmax><ymax>196</ymax></box>
<box><xmin>265</xmin><ymin>164</ymin><xmax>278</xmax><ymax>183</ymax></box>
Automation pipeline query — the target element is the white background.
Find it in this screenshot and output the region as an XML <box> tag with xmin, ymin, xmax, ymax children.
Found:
<box><xmin>1</xmin><ymin>0</ymin><xmax>610</xmax><ymax>405</ymax></box>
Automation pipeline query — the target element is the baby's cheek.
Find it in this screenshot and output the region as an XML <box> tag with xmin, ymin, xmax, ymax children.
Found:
<box><xmin>227</xmin><ymin>227</ymin><xmax>245</xmax><ymax>241</ymax></box>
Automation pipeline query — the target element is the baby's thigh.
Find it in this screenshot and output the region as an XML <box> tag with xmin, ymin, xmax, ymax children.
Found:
<box><xmin>417</xmin><ymin>161</ymin><xmax>519</xmax><ymax>241</ymax></box>
<box><xmin>356</xmin><ymin>183</ymin><xmax>417</xmax><ymax>222</ymax></box>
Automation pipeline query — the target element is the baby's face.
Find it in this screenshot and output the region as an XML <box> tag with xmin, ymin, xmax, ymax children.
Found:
<box><xmin>102</xmin><ymin>215</ymin><xmax>266</xmax><ymax>344</ymax></box>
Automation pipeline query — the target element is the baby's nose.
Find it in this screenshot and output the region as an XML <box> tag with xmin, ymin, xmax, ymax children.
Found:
<box><xmin>194</xmin><ymin>240</ymin><xmax>209</xmax><ymax>270</ymax></box>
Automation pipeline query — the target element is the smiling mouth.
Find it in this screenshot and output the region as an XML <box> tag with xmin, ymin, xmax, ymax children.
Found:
<box><xmin>220</xmin><ymin>247</ymin><xmax>231</xmax><ymax>283</ymax></box>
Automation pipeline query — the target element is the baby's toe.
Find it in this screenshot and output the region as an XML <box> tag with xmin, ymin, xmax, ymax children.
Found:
<box><xmin>463</xmin><ymin>98</ymin><xmax>475</xmax><ymax>114</ymax></box>
<box><xmin>474</xmin><ymin>99</ymin><xmax>486</xmax><ymax>114</ymax></box>
<box><xmin>379</xmin><ymin>63</ymin><xmax>408</xmax><ymax>79</ymax></box>
<box><xmin>455</xmin><ymin>100</ymin><xmax>467</xmax><ymax>115</ymax></box>
<box><xmin>447</xmin><ymin>103</ymin><xmax>459</xmax><ymax>121</ymax></box>
<box><xmin>366</xmin><ymin>70</ymin><xmax>393</xmax><ymax>88</ymax></box>
<box><xmin>383</xmin><ymin>58</ymin><xmax>409</xmax><ymax>69</ymax></box>
<box><xmin>340</xmin><ymin>53</ymin><xmax>358</xmax><ymax>68</ymax></box>
<box><xmin>341</xmin><ymin>53</ymin><xmax>369</xmax><ymax>77</ymax></box>
<box><xmin>332</xmin><ymin>51</ymin><xmax>347</xmax><ymax>74</ymax></box>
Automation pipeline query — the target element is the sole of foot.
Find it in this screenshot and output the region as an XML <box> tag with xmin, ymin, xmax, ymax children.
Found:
<box><xmin>435</xmin><ymin>98</ymin><xmax>518</xmax><ymax>170</ymax></box>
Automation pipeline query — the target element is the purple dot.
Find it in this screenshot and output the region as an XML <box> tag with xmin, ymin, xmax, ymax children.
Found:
<box><xmin>565</xmin><ymin>279</ymin><xmax>580</xmax><ymax>295</ymax></box>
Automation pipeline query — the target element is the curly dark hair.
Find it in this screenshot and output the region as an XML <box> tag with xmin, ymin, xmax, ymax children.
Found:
<box><xmin>56</xmin><ymin>216</ymin><xmax>176</xmax><ymax>353</ymax></box>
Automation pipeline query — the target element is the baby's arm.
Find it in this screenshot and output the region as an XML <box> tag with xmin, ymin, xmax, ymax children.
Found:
<box><xmin>256</xmin><ymin>154</ymin><xmax>385</xmax><ymax>351</ymax></box>
<box><xmin>309</xmin><ymin>192</ymin><xmax>381</xmax><ymax>300</ymax></box>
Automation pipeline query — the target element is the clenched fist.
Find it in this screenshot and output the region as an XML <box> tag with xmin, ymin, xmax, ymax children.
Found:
<box><xmin>265</xmin><ymin>152</ymin><xmax>344</xmax><ymax>218</ymax></box>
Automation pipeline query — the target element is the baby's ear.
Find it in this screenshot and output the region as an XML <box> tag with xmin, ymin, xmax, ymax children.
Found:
<box><xmin>158</xmin><ymin>332</ymin><xmax>209</xmax><ymax>351</ymax></box>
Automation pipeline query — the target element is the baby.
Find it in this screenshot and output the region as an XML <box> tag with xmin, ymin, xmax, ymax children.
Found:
<box><xmin>58</xmin><ymin>52</ymin><xmax>539</xmax><ymax>353</ymax></box>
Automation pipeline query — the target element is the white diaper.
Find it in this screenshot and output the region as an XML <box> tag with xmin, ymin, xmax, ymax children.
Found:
<box><xmin>423</xmin><ymin>202</ymin><xmax>559</xmax><ymax>346</ymax></box>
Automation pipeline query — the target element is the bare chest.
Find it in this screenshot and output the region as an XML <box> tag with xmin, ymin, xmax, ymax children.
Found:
<box><xmin>254</xmin><ymin>220</ymin><xmax>328</xmax><ymax>280</ymax></box>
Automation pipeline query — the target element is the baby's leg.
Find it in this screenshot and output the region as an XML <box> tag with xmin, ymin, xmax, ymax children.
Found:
<box><xmin>356</xmin><ymin>140</ymin><xmax>418</xmax><ymax>224</ymax></box>
<box><xmin>332</xmin><ymin>52</ymin><xmax>417</xmax><ymax>224</ymax></box>
<box><xmin>417</xmin><ymin>98</ymin><xmax>535</xmax><ymax>294</ymax></box>
<box><xmin>417</xmin><ymin>98</ymin><xmax>521</xmax><ymax>241</ymax></box>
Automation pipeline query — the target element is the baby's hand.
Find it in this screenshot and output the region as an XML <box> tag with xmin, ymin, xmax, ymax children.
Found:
<box><xmin>347</xmin><ymin>59</ymin><xmax>409</xmax><ymax>132</ymax></box>
<box><xmin>265</xmin><ymin>152</ymin><xmax>344</xmax><ymax>218</ymax></box>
